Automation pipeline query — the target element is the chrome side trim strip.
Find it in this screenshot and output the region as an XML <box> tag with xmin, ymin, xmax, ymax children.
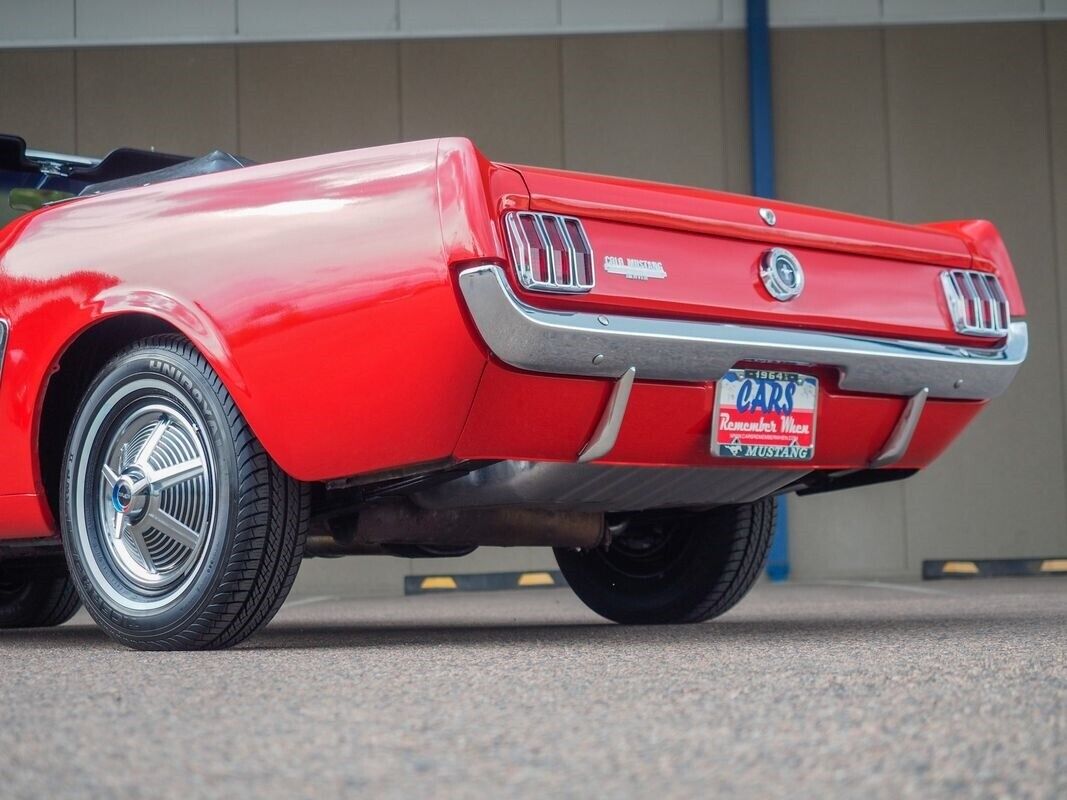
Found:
<box><xmin>578</xmin><ymin>366</ymin><xmax>636</xmax><ymax>463</ymax></box>
<box><xmin>458</xmin><ymin>265</ymin><xmax>1027</xmax><ymax>401</ymax></box>
<box><xmin>870</xmin><ymin>387</ymin><xmax>929</xmax><ymax>468</ymax></box>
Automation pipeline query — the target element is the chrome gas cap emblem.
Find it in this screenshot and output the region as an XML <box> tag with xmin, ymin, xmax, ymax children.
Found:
<box><xmin>760</xmin><ymin>247</ymin><xmax>804</xmax><ymax>302</ymax></box>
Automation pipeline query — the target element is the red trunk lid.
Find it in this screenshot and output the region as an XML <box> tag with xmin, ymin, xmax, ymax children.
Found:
<box><xmin>502</xmin><ymin>164</ymin><xmax>982</xmax><ymax>346</ymax></box>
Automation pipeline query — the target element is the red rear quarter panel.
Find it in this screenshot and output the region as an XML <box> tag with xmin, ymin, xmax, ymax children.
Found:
<box><xmin>0</xmin><ymin>139</ymin><xmax>506</xmax><ymax>537</ymax></box>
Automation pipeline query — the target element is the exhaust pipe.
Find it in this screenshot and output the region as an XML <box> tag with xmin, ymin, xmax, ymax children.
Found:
<box><xmin>306</xmin><ymin>501</ymin><xmax>605</xmax><ymax>558</ymax></box>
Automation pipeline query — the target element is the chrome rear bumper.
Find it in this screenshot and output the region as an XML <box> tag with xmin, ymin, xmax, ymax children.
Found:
<box><xmin>457</xmin><ymin>264</ymin><xmax>1027</xmax><ymax>402</ymax></box>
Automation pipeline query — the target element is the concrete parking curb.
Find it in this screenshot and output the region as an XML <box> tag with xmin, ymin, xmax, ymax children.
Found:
<box><xmin>923</xmin><ymin>558</ymin><xmax>1067</xmax><ymax>579</ymax></box>
<box><xmin>404</xmin><ymin>570</ymin><xmax>567</xmax><ymax>595</ymax></box>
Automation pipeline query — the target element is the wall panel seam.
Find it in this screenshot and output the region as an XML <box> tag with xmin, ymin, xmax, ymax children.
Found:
<box><xmin>556</xmin><ymin>36</ymin><xmax>565</xmax><ymax>169</ymax></box>
<box><xmin>1040</xmin><ymin>21</ymin><xmax>1067</xmax><ymax>515</ymax></box>
<box><xmin>719</xmin><ymin>30</ymin><xmax>728</xmax><ymax>190</ymax></box>
<box><xmin>559</xmin><ymin>36</ymin><xmax>568</xmax><ymax>169</ymax></box>
<box><xmin>234</xmin><ymin>45</ymin><xmax>242</xmax><ymax>154</ymax></box>
<box><xmin>396</xmin><ymin>42</ymin><xmax>404</xmax><ymax>142</ymax></box>
<box><xmin>72</xmin><ymin>48</ymin><xmax>79</xmax><ymax>153</ymax></box>
<box><xmin>880</xmin><ymin>27</ymin><xmax>893</xmax><ymax>221</ymax></box>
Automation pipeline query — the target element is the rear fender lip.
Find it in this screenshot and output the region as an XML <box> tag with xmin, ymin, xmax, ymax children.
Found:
<box><xmin>457</xmin><ymin>264</ymin><xmax>1027</xmax><ymax>401</ymax></box>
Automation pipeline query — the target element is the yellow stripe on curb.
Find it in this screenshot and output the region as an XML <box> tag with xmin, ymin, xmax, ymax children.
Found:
<box><xmin>420</xmin><ymin>576</ymin><xmax>458</xmax><ymax>590</ymax></box>
<box><xmin>942</xmin><ymin>561</ymin><xmax>980</xmax><ymax>575</ymax></box>
<box><xmin>517</xmin><ymin>572</ymin><xmax>556</xmax><ymax>587</ymax></box>
<box><xmin>1040</xmin><ymin>559</ymin><xmax>1067</xmax><ymax>573</ymax></box>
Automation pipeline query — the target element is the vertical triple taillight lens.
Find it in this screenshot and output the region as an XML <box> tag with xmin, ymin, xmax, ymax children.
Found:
<box><xmin>504</xmin><ymin>212</ymin><xmax>594</xmax><ymax>293</ymax></box>
<box><xmin>941</xmin><ymin>270</ymin><xmax>1011</xmax><ymax>337</ymax></box>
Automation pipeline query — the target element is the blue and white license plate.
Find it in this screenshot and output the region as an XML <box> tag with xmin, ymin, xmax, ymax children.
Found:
<box><xmin>712</xmin><ymin>369</ymin><xmax>818</xmax><ymax>460</ymax></box>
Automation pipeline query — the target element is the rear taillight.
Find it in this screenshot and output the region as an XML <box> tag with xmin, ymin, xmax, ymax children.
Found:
<box><xmin>504</xmin><ymin>212</ymin><xmax>594</xmax><ymax>293</ymax></box>
<box><xmin>941</xmin><ymin>270</ymin><xmax>1011</xmax><ymax>337</ymax></box>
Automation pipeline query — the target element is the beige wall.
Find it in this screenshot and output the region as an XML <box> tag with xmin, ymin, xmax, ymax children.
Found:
<box><xmin>776</xmin><ymin>22</ymin><xmax>1067</xmax><ymax>578</ymax></box>
<box><xmin>1</xmin><ymin>23</ymin><xmax>1064</xmax><ymax>593</ymax></box>
<box><xmin>0</xmin><ymin>31</ymin><xmax>749</xmax><ymax>180</ymax></box>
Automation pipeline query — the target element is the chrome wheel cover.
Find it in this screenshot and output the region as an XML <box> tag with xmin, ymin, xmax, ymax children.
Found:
<box><xmin>97</xmin><ymin>402</ymin><xmax>215</xmax><ymax>591</ymax></box>
<box><xmin>74</xmin><ymin>382</ymin><xmax>221</xmax><ymax>611</ymax></box>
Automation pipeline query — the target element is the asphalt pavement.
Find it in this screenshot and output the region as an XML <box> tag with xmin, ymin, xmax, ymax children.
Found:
<box><xmin>0</xmin><ymin>577</ymin><xmax>1064</xmax><ymax>799</ymax></box>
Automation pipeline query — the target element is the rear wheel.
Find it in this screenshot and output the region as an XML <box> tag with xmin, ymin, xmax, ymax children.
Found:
<box><xmin>0</xmin><ymin>560</ymin><xmax>81</xmax><ymax>628</ymax></box>
<box><xmin>61</xmin><ymin>335</ymin><xmax>308</xmax><ymax>650</ymax></box>
<box><xmin>554</xmin><ymin>498</ymin><xmax>775</xmax><ymax>624</ymax></box>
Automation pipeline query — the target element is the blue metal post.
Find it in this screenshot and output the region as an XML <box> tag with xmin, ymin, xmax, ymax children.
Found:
<box><xmin>746</xmin><ymin>0</ymin><xmax>789</xmax><ymax>582</ymax></box>
<box><xmin>746</xmin><ymin>0</ymin><xmax>775</xmax><ymax>200</ymax></box>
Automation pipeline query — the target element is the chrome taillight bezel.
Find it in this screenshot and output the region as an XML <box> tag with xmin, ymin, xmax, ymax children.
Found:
<box><xmin>504</xmin><ymin>211</ymin><xmax>595</xmax><ymax>293</ymax></box>
<box><xmin>941</xmin><ymin>269</ymin><xmax>1011</xmax><ymax>337</ymax></box>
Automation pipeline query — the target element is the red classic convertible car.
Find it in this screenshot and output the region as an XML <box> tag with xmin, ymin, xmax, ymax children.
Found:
<box><xmin>0</xmin><ymin>134</ymin><xmax>1026</xmax><ymax>649</ymax></box>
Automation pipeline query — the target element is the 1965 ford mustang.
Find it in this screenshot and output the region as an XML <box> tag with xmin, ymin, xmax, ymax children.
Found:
<box><xmin>0</xmin><ymin>134</ymin><xmax>1026</xmax><ymax>649</ymax></box>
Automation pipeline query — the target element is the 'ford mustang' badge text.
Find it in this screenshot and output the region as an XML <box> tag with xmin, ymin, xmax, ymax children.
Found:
<box><xmin>603</xmin><ymin>255</ymin><xmax>667</xmax><ymax>280</ymax></box>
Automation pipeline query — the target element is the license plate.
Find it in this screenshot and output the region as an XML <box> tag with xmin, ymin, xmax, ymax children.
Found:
<box><xmin>712</xmin><ymin>369</ymin><xmax>817</xmax><ymax>460</ymax></box>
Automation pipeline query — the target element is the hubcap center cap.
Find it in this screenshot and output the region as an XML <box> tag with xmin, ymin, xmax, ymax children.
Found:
<box><xmin>111</xmin><ymin>476</ymin><xmax>137</xmax><ymax>513</ymax></box>
<box><xmin>110</xmin><ymin>470</ymin><xmax>149</xmax><ymax>520</ymax></box>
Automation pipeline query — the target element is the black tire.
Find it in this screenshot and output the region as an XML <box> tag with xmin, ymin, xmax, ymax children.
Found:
<box><xmin>61</xmin><ymin>335</ymin><xmax>308</xmax><ymax>650</ymax></box>
<box><xmin>0</xmin><ymin>560</ymin><xmax>81</xmax><ymax>628</ymax></box>
<box><xmin>554</xmin><ymin>498</ymin><xmax>775</xmax><ymax>625</ymax></box>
